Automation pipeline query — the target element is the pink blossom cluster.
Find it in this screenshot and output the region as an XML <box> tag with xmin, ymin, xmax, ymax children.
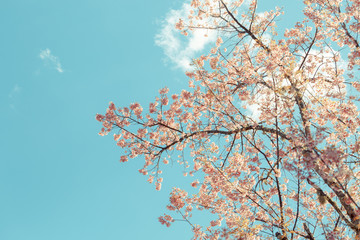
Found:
<box><xmin>97</xmin><ymin>0</ymin><xmax>360</xmax><ymax>238</ymax></box>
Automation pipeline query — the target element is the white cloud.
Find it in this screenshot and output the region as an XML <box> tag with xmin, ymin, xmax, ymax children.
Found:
<box><xmin>39</xmin><ymin>48</ymin><xmax>63</xmax><ymax>73</ymax></box>
<box><xmin>155</xmin><ymin>3</ymin><xmax>217</xmax><ymax>71</ymax></box>
<box><xmin>245</xmin><ymin>47</ymin><xmax>347</xmax><ymax>122</ymax></box>
<box><xmin>155</xmin><ymin>1</ymin><xmax>255</xmax><ymax>71</ymax></box>
<box><xmin>300</xmin><ymin>48</ymin><xmax>347</xmax><ymax>101</ymax></box>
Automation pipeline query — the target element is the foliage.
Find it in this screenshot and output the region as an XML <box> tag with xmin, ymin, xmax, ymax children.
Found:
<box><xmin>97</xmin><ymin>0</ymin><xmax>360</xmax><ymax>239</ymax></box>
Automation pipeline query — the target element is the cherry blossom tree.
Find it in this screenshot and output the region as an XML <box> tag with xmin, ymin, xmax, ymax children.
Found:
<box><xmin>96</xmin><ymin>0</ymin><xmax>360</xmax><ymax>239</ymax></box>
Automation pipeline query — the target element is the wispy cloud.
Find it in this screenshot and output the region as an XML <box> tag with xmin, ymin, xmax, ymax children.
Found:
<box><xmin>39</xmin><ymin>48</ymin><xmax>63</xmax><ymax>73</ymax></box>
<box><xmin>8</xmin><ymin>84</ymin><xmax>21</xmax><ymax>99</ymax></box>
<box><xmin>8</xmin><ymin>84</ymin><xmax>21</xmax><ymax>111</ymax></box>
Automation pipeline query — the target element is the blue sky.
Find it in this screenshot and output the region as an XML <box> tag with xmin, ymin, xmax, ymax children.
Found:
<box><xmin>1</xmin><ymin>1</ymin><xmax>303</xmax><ymax>239</ymax></box>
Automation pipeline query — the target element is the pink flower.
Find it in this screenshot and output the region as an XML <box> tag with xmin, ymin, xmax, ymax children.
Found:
<box><xmin>210</xmin><ymin>220</ymin><xmax>220</xmax><ymax>227</ymax></box>
<box><xmin>181</xmin><ymin>90</ymin><xmax>191</xmax><ymax>100</ymax></box>
<box><xmin>113</xmin><ymin>134</ymin><xmax>121</xmax><ymax>141</ymax></box>
<box><xmin>95</xmin><ymin>114</ymin><xmax>104</xmax><ymax>122</ymax></box>
<box><xmin>175</xmin><ymin>19</ymin><xmax>184</xmax><ymax>30</ymax></box>
<box><xmin>149</xmin><ymin>102</ymin><xmax>157</xmax><ymax>113</ymax></box>
<box><xmin>159</xmin><ymin>87</ymin><xmax>169</xmax><ymax>95</ymax></box>
<box><xmin>216</xmin><ymin>37</ymin><xmax>223</xmax><ymax>47</ymax></box>
<box><xmin>130</xmin><ymin>102</ymin><xmax>140</xmax><ymax>110</ymax></box>
<box><xmin>109</xmin><ymin>102</ymin><xmax>116</xmax><ymax>111</ymax></box>
<box><xmin>194</xmin><ymin>161</ymin><xmax>202</xmax><ymax>171</ymax></box>
<box><xmin>155</xmin><ymin>182</ymin><xmax>162</xmax><ymax>191</ymax></box>
<box><xmin>158</xmin><ymin>214</ymin><xmax>173</xmax><ymax>227</ymax></box>
<box><xmin>120</xmin><ymin>155</ymin><xmax>128</xmax><ymax>162</ymax></box>
<box><xmin>147</xmin><ymin>176</ymin><xmax>154</xmax><ymax>183</ymax></box>
<box><xmin>116</xmin><ymin>139</ymin><xmax>126</xmax><ymax>147</ymax></box>
<box><xmin>210</xmin><ymin>57</ymin><xmax>219</xmax><ymax>69</ymax></box>
<box><xmin>185</xmin><ymin>72</ymin><xmax>195</xmax><ymax>78</ymax></box>
<box><xmin>161</xmin><ymin>97</ymin><xmax>169</xmax><ymax>106</ymax></box>
<box><xmin>191</xmin><ymin>180</ymin><xmax>199</xmax><ymax>188</ymax></box>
